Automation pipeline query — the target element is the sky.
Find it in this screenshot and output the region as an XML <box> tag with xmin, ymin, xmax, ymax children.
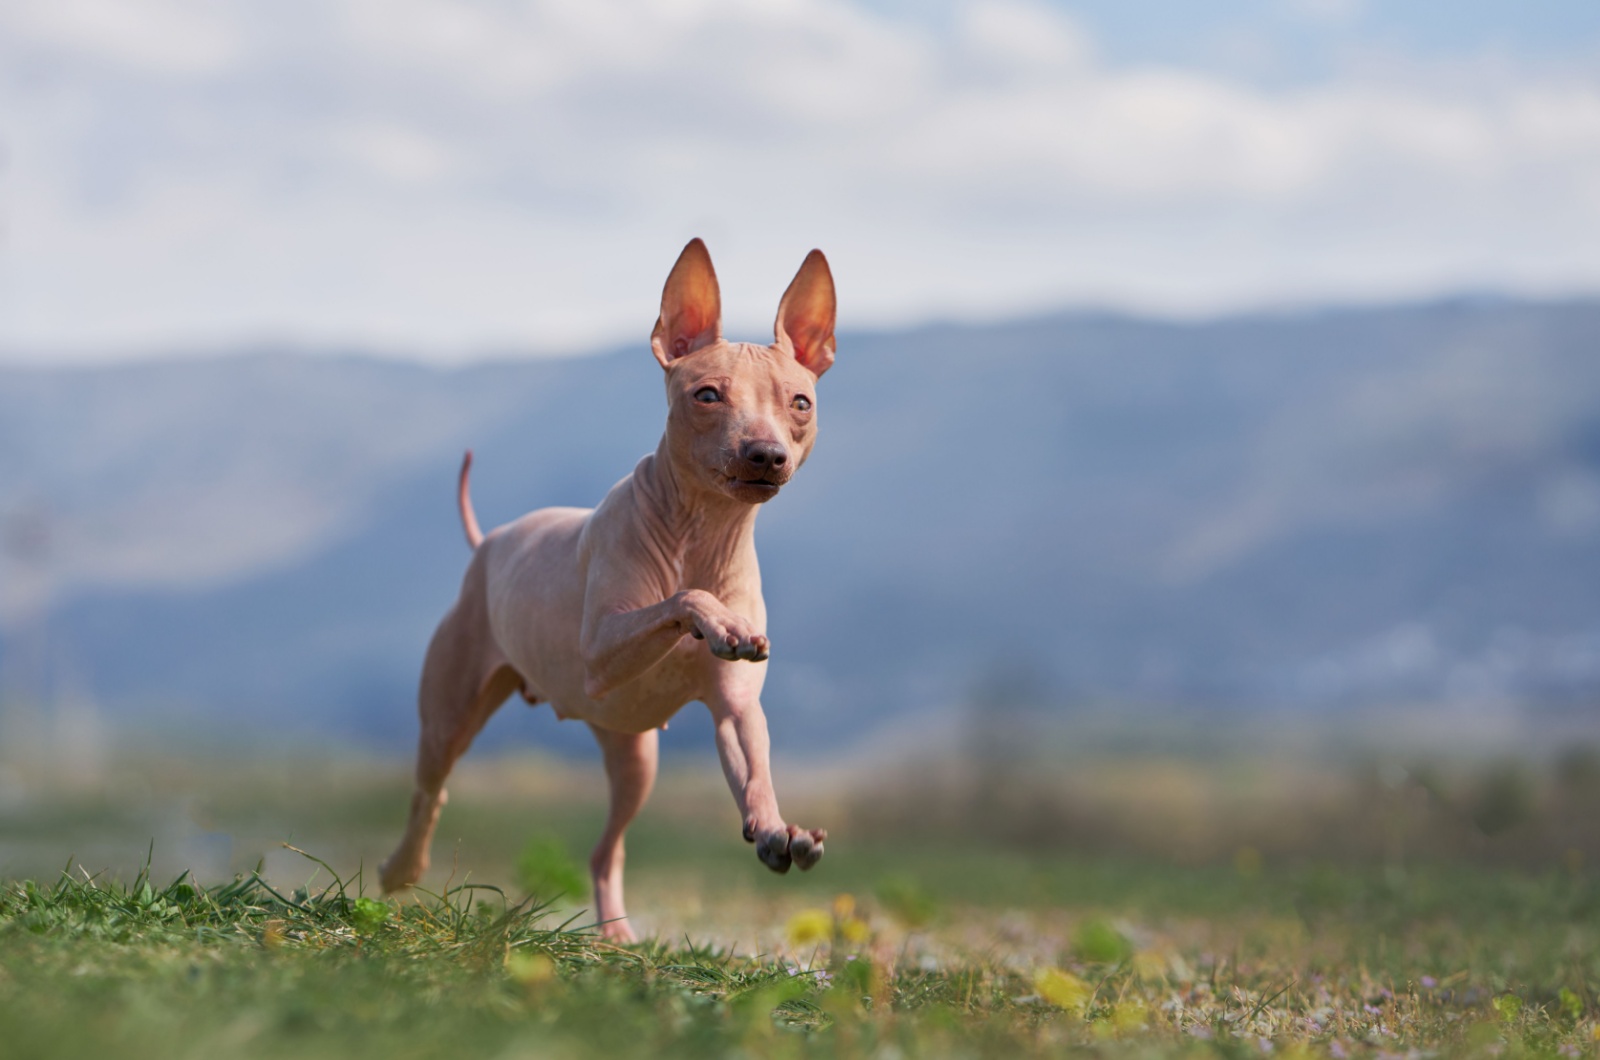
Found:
<box><xmin>2</xmin><ymin>0</ymin><xmax>1599</xmax><ymax>362</ymax></box>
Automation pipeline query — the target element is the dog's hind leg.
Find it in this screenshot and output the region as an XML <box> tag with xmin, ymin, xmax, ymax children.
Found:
<box><xmin>587</xmin><ymin>723</ymin><xmax>659</xmax><ymax>942</ymax></box>
<box><xmin>380</xmin><ymin>605</ymin><xmax>520</xmax><ymax>894</ymax></box>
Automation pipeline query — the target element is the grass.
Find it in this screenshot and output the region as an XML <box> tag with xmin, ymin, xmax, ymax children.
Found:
<box><xmin>3</xmin><ymin>746</ymin><xmax>1599</xmax><ymax>1056</ymax></box>
<box><xmin>3</xmin><ymin>844</ymin><xmax>1599</xmax><ymax>1058</ymax></box>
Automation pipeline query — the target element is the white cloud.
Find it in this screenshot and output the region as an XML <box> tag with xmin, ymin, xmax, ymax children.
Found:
<box><xmin>337</xmin><ymin>122</ymin><xmax>461</xmax><ymax>186</ymax></box>
<box><xmin>4</xmin><ymin>0</ymin><xmax>239</xmax><ymax>75</ymax></box>
<box><xmin>0</xmin><ymin>0</ymin><xmax>1598</xmax><ymax>360</ymax></box>
<box><xmin>961</xmin><ymin>0</ymin><xmax>1092</xmax><ymax>70</ymax></box>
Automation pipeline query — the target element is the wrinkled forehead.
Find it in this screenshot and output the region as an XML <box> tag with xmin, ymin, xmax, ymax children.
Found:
<box><xmin>669</xmin><ymin>342</ymin><xmax>815</xmax><ymax>391</ymax></box>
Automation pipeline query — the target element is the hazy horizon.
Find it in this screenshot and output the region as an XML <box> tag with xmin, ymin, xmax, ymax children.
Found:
<box><xmin>4</xmin><ymin>297</ymin><xmax>1598</xmax><ymax>759</ymax></box>
<box><xmin>1</xmin><ymin>286</ymin><xmax>1588</xmax><ymax>369</ymax></box>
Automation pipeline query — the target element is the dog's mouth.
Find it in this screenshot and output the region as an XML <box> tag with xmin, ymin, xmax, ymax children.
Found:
<box><xmin>724</xmin><ymin>475</ymin><xmax>783</xmax><ymax>502</ymax></box>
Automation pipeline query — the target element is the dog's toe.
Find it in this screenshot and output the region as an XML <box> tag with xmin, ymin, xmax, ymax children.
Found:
<box><xmin>789</xmin><ymin>827</ymin><xmax>826</xmax><ymax>871</ymax></box>
<box><xmin>756</xmin><ymin>831</ymin><xmax>793</xmax><ymax>873</ymax></box>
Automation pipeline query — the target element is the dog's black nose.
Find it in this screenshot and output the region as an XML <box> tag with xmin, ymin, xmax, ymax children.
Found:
<box><xmin>741</xmin><ymin>441</ymin><xmax>788</xmax><ymax>468</ymax></box>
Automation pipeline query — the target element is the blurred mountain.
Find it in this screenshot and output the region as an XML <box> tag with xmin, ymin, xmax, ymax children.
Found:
<box><xmin>2</xmin><ymin>298</ymin><xmax>1598</xmax><ymax>752</ymax></box>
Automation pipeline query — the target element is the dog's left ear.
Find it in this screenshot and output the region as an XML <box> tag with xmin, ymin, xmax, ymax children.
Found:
<box><xmin>774</xmin><ymin>249</ymin><xmax>836</xmax><ymax>378</ymax></box>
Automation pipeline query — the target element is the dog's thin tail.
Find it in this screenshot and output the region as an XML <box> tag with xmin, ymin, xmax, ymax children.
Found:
<box><xmin>458</xmin><ymin>450</ymin><xmax>484</xmax><ymax>550</ymax></box>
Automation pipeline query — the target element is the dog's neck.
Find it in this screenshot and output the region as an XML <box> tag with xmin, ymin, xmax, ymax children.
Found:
<box><xmin>629</xmin><ymin>439</ymin><xmax>760</xmax><ymax>591</ymax></box>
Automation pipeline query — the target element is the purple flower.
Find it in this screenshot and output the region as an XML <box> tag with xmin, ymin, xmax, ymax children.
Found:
<box><xmin>1187</xmin><ymin>1026</ymin><xmax>1214</xmax><ymax>1039</ymax></box>
<box><xmin>1329</xmin><ymin>1042</ymin><xmax>1348</xmax><ymax>1059</ymax></box>
<box><xmin>1420</xmin><ymin>976</ymin><xmax>1437</xmax><ymax>989</ymax></box>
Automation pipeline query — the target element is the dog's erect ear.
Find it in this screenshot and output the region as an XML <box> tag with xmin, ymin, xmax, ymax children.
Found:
<box><xmin>774</xmin><ymin>249</ymin><xmax>836</xmax><ymax>378</ymax></box>
<box><xmin>651</xmin><ymin>238</ymin><xmax>723</xmax><ymax>368</ymax></box>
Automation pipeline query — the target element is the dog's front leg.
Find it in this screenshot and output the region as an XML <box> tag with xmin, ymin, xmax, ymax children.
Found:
<box><xmin>707</xmin><ymin>686</ymin><xmax>825</xmax><ymax>873</ymax></box>
<box><xmin>581</xmin><ymin>587</ymin><xmax>768</xmax><ymax>699</ymax></box>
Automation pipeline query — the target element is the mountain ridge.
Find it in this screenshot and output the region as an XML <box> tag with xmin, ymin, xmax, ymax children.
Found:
<box><xmin>2</xmin><ymin>296</ymin><xmax>1598</xmax><ymax>752</ymax></box>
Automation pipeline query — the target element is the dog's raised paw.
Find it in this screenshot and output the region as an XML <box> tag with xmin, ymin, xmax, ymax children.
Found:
<box><xmin>709</xmin><ymin>633</ymin><xmax>769</xmax><ymax>662</ymax></box>
<box><xmin>755</xmin><ymin>830</ymin><xmax>793</xmax><ymax>873</ymax></box>
<box><xmin>788</xmin><ymin>826</ymin><xmax>826</xmax><ymax>871</ymax></box>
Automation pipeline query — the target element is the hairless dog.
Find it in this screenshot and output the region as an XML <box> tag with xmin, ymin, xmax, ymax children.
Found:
<box><xmin>380</xmin><ymin>239</ymin><xmax>833</xmax><ymax>941</ymax></box>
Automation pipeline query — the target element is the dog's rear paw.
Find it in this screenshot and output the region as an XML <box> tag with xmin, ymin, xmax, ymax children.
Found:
<box><xmin>598</xmin><ymin>918</ymin><xmax>638</xmax><ymax>943</ymax></box>
<box><xmin>379</xmin><ymin>854</ymin><xmax>424</xmax><ymax>894</ymax></box>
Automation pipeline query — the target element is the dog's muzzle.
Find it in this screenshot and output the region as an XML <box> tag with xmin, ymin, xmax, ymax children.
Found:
<box><xmin>726</xmin><ymin>440</ymin><xmax>790</xmax><ymax>501</ymax></box>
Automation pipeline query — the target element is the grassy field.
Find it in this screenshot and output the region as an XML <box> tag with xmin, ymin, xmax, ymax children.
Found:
<box><xmin>2</xmin><ymin>748</ymin><xmax>1598</xmax><ymax>1057</ymax></box>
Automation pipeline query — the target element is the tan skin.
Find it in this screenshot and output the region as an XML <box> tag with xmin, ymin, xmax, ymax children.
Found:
<box><xmin>381</xmin><ymin>241</ymin><xmax>835</xmax><ymax>942</ymax></box>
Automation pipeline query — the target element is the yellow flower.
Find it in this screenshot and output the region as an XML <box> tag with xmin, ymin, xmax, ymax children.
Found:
<box><xmin>839</xmin><ymin>916</ymin><xmax>872</xmax><ymax>944</ymax></box>
<box><xmin>1034</xmin><ymin>967</ymin><xmax>1092</xmax><ymax>1013</ymax></box>
<box><xmin>1131</xmin><ymin>950</ymin><xmax>1168</xmax><ymax>982</ymax></box>
<box><xmin>832</xmin><ymin>893</ymin><xmax>856</xmax><ymax>920</ymax></box>
<box><xmin>1112</xmin><ymin>998</ymin><xmax>1147</xmax><ymax>1031</ymax></box>
<box><xmin>786</xmin><ymin>908</ymin><xmax>833</xmax><ymax>948</ymax></box>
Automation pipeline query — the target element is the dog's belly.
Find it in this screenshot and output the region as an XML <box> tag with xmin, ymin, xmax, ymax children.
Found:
<box><xmin>561</xmin><ymin>641</ymin><xmax>706</xmax><ymax>732</ymax></box>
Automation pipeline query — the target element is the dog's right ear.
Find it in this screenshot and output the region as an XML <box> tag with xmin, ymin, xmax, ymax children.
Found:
<box><xmin>651</xmin><ymin>238</ymin><xmax>723</xmax><ymax>368</ymax></box>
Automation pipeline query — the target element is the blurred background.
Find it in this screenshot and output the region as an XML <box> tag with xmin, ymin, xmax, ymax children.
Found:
<box><xmin>1</xmin><ymin>1</ymin><xmax>1598</xmax><ymax>910</ymax></box>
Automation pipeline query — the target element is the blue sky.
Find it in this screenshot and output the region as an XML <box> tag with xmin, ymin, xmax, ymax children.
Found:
<box><xmin>900</xmin><ymin>1</ymin><xmax>1600</xmax><ymax>76</ymax></box>
<box><xmin>1</xmin><ymin>0</ymin><xmax>1598</xmax><ymax>361</ymax></box>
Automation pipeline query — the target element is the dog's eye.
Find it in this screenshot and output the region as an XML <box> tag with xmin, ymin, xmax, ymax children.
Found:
<box><xmin>694</xmin><ymin>386</ymin><xmax>721</xmax><ymax>404</ymax></box>
<box><xmin>792</xmin><ymin>395</ymin><xmax>813</xmax><ymax>412</ymax></box>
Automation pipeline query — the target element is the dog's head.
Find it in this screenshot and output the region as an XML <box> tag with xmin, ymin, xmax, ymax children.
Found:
<box><xmin>650</xmin><ymin>239</ymin><xmax>835</xmax><ymax>505</ymax></box>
